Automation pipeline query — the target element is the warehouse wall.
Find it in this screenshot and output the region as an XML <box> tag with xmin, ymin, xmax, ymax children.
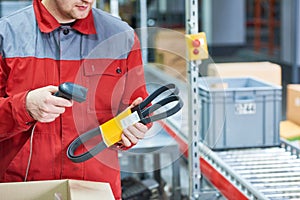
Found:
<box><xmin>202</xmin><ymin>0</ymin><xmax>246</xmax><ymax>46</ymax></box>
<box><xmin>281</xmin><ymin>0</ymin><xmax>300</xmax><ymax>66</ymax></box>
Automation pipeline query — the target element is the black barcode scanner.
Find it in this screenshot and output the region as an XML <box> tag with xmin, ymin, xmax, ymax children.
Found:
<box><xmin>54</xmin><ymin>82</ymin><xmax>88</xmax><ymax>103</ymax></box>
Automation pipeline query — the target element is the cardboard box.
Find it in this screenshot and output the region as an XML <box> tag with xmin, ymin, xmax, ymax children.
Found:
<box><xmin>154</xmin><ymin>28</ymin><xmax>187</xmax><ymax>80</ymax></box>
<box><xmin>207</xmin><ymin>61</ymin><xmax>282</xmax><ymax>86</ymax></box>
<box><xmin>0</xmin><ymin>179</ymin><xmax>114</xmax><ymax>200</ymax></box>
<box><xmin>280</xmin><ymin>120</ymin><xmax>300</xmax><ymax>141</ymax></box>
<box><xmin>286</xmin><ymin>84</ymin><xmax>300</xmax><ymax>125</ymax></box>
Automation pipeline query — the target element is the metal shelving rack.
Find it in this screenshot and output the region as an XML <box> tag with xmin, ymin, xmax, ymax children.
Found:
<box><xmin>109</xmin><ymin>1</ymin><xmax>300</xmax><ymax>199</ymax></box>
<box><xmin>185</xmin><ymin>0</ymin><xmax>201</xmax><ymax>199</ymax></box>
<box><xmin>184</xmin><ymin>1</ymin><xmax>300</xmax><ymax>200</ymax></box>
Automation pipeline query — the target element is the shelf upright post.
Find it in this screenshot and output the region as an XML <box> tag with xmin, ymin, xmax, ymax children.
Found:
<box><xmin>140</xmin><ymin>0</ymin><xmax>148</xmax><ymax>65</ymax></box>
<box><xmin>110</xmin><ymin>0</ymin><xmax>119</xmax><ymax>17</ymax></box>
<box><xmin>186</xmin><ymin>0</ymin><xmax>201</xmax><ymax>199</ymax></box>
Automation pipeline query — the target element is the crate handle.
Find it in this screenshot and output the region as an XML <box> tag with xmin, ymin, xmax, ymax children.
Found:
<box><xmin>235</xmin><ymin>95</ymin><xmax>255</xmax><ymax>103</ymax></box>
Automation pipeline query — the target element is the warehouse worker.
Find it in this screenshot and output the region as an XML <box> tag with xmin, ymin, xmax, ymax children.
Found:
<box><xmin>0</xmin><ymin>0</ymin><xmax>149</xmax><ymax>199</ymax></box>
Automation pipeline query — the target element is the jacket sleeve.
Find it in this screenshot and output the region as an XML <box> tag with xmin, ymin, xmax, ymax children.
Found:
<box><xmin>0</xmin><ymin>42</ymin><xmax>35</xmax><ymax>142</ymax></box>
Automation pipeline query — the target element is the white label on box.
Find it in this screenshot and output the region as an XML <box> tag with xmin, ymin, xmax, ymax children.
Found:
<box><xmin>235</xmin><ymin>103</ymin><xmax>256</xmax><ymax>115</ymax></box>
<box><xmin>295</xmin><ymin>97</ymin><xmax>300</xmax><ymax>107</ymax></box>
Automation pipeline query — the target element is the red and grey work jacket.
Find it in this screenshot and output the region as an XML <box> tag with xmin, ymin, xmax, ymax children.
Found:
<box><xmin>0</xmin><ymin>0</ymin><xmax>148</xmax><ymax>199</ymax></box>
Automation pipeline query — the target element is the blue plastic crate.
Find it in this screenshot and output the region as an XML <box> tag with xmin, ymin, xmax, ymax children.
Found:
<box><xmin>199</xmin><ymin>77</ymin><xmax>282</xmax><ymax>150</ymax></box>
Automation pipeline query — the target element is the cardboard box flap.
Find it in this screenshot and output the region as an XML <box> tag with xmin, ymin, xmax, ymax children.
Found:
<box><xmin>68</xmin><ymin>179</ymin><xmax>114</xmax><ymax>200</ymax></box>
<box><xmin>280</xmin><ymin>120</ymin><xmax>300</xmax><ymax>141</ymax></box>
<box><xmin>286</xmin><ymin>84</ymin><xmax>300</xmax><ymax>125</ymax></box>
<box><xmin>0</xmin><ymin>180</ymin><xmax>67</xmax><ymax>200</ymax></box>
<box><xmin>0</xmin><ymin>179</ymin><xmax>114</xmax><ymax>200</ymax></box>
<box><xmin>207</xmin><ymin>61</ymin><xmax>282</xmax><ymax>86</ymax></box>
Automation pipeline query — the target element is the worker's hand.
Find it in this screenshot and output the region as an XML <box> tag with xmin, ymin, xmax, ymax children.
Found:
<box><xmin>120</xmin><ymin>97</ymin><xmax>148</xmax><ymax>147</ymax></box>
<box><xmin>26</xmin><ymin>85</ymin><xmax>73</xmax><ymax>123</ymax></box>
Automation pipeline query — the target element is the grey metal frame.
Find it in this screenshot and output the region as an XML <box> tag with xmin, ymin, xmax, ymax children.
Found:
<box><xmin>185</xmin><ymin>0</ymin><xmax>202</xmax><ymax>199</ymax></box>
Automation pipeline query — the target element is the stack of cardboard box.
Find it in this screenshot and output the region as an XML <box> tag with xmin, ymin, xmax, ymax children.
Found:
<box><xmin>154</xmin><ymin>28</ymin><xmax>187</xmax><ymax>80</ymax></box>
<box><xmin>207</xmin><ymin>61</ymin><xmax>282</xmax><ymax>85</ymax></box>
<box><xmin>280</xmin><ymin>85</ymin><xmax>300</xmax><ymax>146</ymax></box>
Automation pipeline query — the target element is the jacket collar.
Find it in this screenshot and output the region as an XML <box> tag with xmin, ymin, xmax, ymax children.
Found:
<box><xmin>33</xmin><ymin>0</ymin><xmax>96</xmax><ymax>34</ymax></box>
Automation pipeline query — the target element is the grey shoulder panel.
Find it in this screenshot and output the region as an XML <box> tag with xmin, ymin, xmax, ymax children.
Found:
<box><xmin>0</xmin><ymin>7</ymin><xmax>136</xmax><ymax>60</ymax></box>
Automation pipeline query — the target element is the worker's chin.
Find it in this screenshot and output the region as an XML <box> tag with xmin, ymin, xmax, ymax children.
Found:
<box><xmin>72</xmin><ymin>11</ymin><xmax>90</xmax><ymax>20</ymax></box>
